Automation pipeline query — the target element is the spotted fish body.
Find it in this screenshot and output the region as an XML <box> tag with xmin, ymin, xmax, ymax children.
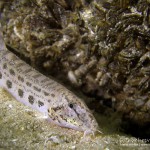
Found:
<box><xmin>0</xmin><ymin>30</ymin><xmax>99</xmax><ymax>134</ymax></box>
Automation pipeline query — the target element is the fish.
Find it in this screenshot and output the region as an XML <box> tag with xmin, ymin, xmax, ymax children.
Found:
<box><xmin>0</xmin><ymin>29</ymin><xmax>99</xmax><ymax>135</ymax></box>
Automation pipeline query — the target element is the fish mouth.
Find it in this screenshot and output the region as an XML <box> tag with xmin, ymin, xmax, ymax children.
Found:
<box><xmin>47</xmin><ymin>116</ymin><xmax>101</xmax><ymax>135</ymax></box>
<box><xmin>47</xmin><ymin>117</ymin><xmax>84</xmax><ymax>131</ymax></box>
<box><xmin>56</xmin><ymin>122</ymin><xmax>85</xmax><ymax>132</ymax></box>
<box><xmin>57</xmin><ymin>121</ymin><xmax>99</xmax><ymax>134</ymax></box>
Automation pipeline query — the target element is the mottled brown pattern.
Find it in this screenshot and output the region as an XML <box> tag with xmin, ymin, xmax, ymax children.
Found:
<box><xmin>9</xmin><ymin>69</ymin><xmax>15</xmax><ymax>76</ymax></box>
<box><xmin>28</xmin><ymin>95</ymin><xmax>34</xmax><ymax>104</ymax></box>
<box><xmin>3</xmin><ymin>63</ymin><xmax>7</xmax><ymax>69</ymax></box>
<box><xmin>51</xmin><ymin>93</ymin><xmax>55</xmax><ymax>97</ymax></box>
<box><xmin>6</xmin><ymin>80</ymin><xmax>12</xmax><ymax>89</ymax></box>
<box><xmin>18</xmin><ymin>75</ymin><xmax>24</xmax><ymax>82</ymax></box>
<box><xmin>43</xmin><ymin>91</ymin><xmax>49</xmax><ymax>96</ymax></box>
<box><xmin>33</xmin><ymin>86</ymin><xmax>41</xmax><ymax>92</ymax></box>
<box><xmin>26</xmin><ymin>82</ymin><xmax>32</xmax><ymax>87</ymax></box>
<box><xmin>18</xmin><ymin>89</ymin><xmax>24</xmax><ymax>97</ymax></box>
<box><xmin>38</xmin><ymin>101</ymin><xmax>44</xmax><ymax>107</ymax></box>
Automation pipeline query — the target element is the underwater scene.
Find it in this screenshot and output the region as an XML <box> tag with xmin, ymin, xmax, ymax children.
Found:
<box><xmin>0</xmin><ymin>0</ymin><xmax>150</xmax><ymax>149</ymax></box>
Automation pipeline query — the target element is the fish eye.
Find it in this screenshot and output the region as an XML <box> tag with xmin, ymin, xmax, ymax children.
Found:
<box><xmin>69</xmin><ymin>103</ymin><xmax>74</xmax><ymax>109</ymax></box>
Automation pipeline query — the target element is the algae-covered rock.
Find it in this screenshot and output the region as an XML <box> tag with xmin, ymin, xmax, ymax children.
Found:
<box><xmin>1</xmin><ymin>0</ymin><xmax>150</xmax><ymax>138</ymax></box>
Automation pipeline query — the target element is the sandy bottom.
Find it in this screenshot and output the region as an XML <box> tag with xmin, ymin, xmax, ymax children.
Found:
<box><xmin>0</xmin><ymin>88</ymin><xmax>149</xmax><ymax>150</ymax></box>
